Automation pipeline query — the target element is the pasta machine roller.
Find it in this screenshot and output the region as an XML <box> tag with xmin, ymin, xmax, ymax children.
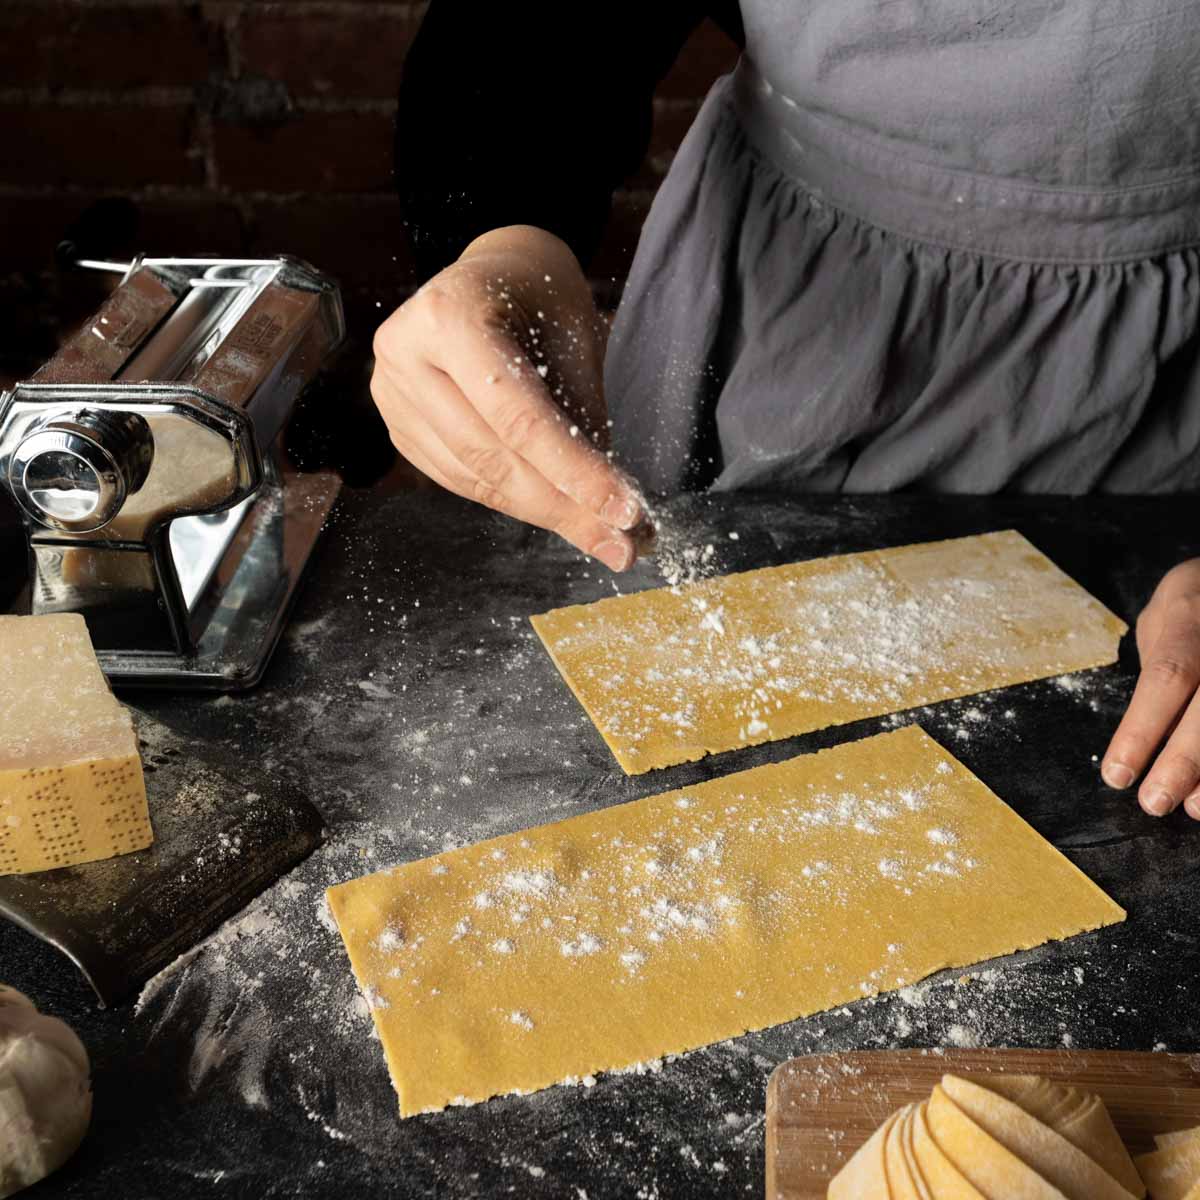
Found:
<box><xmin>0</xmin><ymin>254</ymin><xmax>345</xmax><ymax>688</ymax></box>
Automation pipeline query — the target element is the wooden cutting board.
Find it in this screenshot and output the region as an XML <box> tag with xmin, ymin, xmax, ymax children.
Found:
<box><xmin>766</xmin><ymin>1048</ymin><xmax>1200</xmax><ymax>1199</ymax></box>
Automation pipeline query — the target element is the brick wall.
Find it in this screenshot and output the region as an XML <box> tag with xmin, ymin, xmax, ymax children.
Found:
<box><xmin>0</xmin><ymin>0</ymin><xmax>740</xmax><ymax>384</ymax></box>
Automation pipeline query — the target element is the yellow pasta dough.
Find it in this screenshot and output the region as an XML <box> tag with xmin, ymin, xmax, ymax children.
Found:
<box><xmin>327</xmin><ymin>726</ymin><xmax>1124</xmax><ymax>1117</ymax></box>
<box><xmin>912</xmin><ymin>1102</ymin><xmax>988</xmax><ymax>1199</ymax></box>
<box><xmin>832</xmin><ymin>1074</ymin><xmax>1148</xmax><ymax>1200</ymax></box>
<box><xmin>1135</xmin><ymin>1142</ymin><xmax>1200</xmax><ymax>1200</ymax></box>
<box><xmin>927</xmin><ymin>1085</ymin><xmax>1067</xmax><ymax>1200</ymax></box>
<box><xmin>887</xmin><ymin>1104</ymin><xmax>925</xmax><ymax>1200</ymax></box>
<box><xmin>901</xmin><ymin>1104</ymin><xmax>935</xmax><ymax>1200</ymax></box>
<box><xmin>531</xmin><ymin>530</ymin><xmax>1127</xmax><ymax>773</ymax></box>
<box><xmin>940</xmin><ymin>1074</ymin><xmax>1136</xmax><ymax>1200</ymax></box>
<box><xmin>828</xmin><ymin>1108</ymin><xmax>900</xmax><ymax>1200</ymax></box>
<box><xmin>1157</xmin><ymin>1127</ymin><xmax>1200</xmax><ymax>1151</ymax></box>
<box><xmin>978</xmin><ymin>1076</ymin><xmax>1143</xmax><ymax>1197</ymax></box>
<box><xmin>1056</xmin><ymin>1100</ymin><xmax>1145</xmax><ymax>1198</ymax></box>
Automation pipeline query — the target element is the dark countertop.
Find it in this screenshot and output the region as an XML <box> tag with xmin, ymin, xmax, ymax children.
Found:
<box><xmin>4</xmin><ymin>487</ymin><xmax>1200</xmax><ymax>1199</ymax></box>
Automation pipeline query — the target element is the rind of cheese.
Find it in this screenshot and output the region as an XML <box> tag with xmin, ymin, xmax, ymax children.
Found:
<box><xmin>0</xmin><ymin>614</ymin><xmax>151</xmax><ymax>876</ymax></box>
<box><xmin>972</xmin><ymin>1074</ymin><xmax>1144</xmax><ymax>1198</ymax></box>
<box><xmin>1134</xmin><ymin>1141</ymin><xmax>1200</xmax><ymax>1200</ymax></box>
<box><xmin>926</xmin><ymin>1084</ymin><xmax>1069</xmax><ymax>1200</ymax></box>
<box><xmin>941</xmin><ymin>1074</ymin><xmax>1136</xmax><ymax>1200</ymax></box>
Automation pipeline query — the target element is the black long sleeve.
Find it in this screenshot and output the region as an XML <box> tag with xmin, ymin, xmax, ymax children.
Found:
<box><xmin>394</xmin><ymin>1</ymin><xmax>743</xmax><ymax>280</ymax></box>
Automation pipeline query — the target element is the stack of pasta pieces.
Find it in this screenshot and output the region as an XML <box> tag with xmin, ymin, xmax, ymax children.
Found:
<box><xmin>1135</xmin><ymin>1125</ymin><xmax>1200</xmax><ymax>1200</ymax></box>
<box><xmin>829</xmin><ymin>1073</ymin><xmax>1147</xmax><ymax>1199</ymax></box>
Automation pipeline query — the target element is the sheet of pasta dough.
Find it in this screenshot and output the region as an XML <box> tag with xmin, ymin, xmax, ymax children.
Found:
<box><xmin>530</xmin><ymin>529</ymin><xmax>1127</xmax><ymax>774</ymax></box>
<box><xmin>326</xmin><ymin>726</ymin><xmax>1124</xmax><ymax>1117</ymax></box>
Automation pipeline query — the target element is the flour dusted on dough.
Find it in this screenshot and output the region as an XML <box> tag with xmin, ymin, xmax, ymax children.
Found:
<box><xmin>531</xmin><ymin>530</ymin><xmax>1127</xmax><ymax>773</ymax></box>
<box><xmin>326</xmin><ymin>726</ymin><xmax>1124</xmax><ymax>1117</ymax></box>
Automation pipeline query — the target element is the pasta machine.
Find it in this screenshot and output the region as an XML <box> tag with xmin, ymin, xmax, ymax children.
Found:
<box><xmin>0</xmin><ymin>254</ymin><xmax>345</xmax><ymax>688</ymax></box>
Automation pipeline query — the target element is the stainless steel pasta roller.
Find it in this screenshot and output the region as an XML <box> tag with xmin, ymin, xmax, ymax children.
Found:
<box><xmin>0</xmin><ymin>254</ymin><xmax>345</xmax><ymax>689</ymax></box>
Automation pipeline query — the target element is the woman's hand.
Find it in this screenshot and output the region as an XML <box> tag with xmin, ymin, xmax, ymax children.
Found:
<box><xmin>1102</xmin><ymin>558</ymin><xmax>1200</xmax><ymax>818</ymax></box>
<box><xmin>370</xmin><ymin>225</ymin><xmax>643</xmax><ymax>572</ymax></box>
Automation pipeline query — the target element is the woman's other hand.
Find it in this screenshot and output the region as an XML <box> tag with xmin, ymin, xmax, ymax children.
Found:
<box><xmin>370</xmin><ymin>225</ymin><xmax>643</xmax><ymax>572</ymax></box>
<box><xmin>1102</xmin><ymin>558</ymin><xmax>1200</xmax><ymax>817</ymax></box>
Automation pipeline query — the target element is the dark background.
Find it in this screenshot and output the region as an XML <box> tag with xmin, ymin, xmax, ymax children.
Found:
<box><xmin>0</xmin><ymin>0</ymin><xmax>739</xmax><ymax>392</ymax></box>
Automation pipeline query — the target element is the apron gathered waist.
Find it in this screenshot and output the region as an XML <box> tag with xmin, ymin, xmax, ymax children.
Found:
<box><xmin>729</xmin><ymin>57</ymin><xmax>1200</xmax><ymax>266</ymax></box>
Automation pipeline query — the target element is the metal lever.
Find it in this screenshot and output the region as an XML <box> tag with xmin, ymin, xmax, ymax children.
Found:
<box><xmin>74</xmin><ymin>255</ymin><xmax>281</xmax><ymax>289</ymax></box>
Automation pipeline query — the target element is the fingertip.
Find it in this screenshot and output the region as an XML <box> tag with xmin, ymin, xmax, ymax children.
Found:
<box><xmin>1186</xmin><ymin>793</ymin><xmax>1200</xmax><ymax>821</ymax></box>
<box><xmin>600</xmin><ymin>494</ymin><xmax>642</xmax><ymax>532</ymax></box>
<box><xmin>593</xmin><ymin>538</ymin><xmax>634</xmax><ymax>573</ymax></box>
<box><xmin>1139</xmin><ymin>787</ymin><xmax>1176</xmax><ymax>817</ymax></box>
<box><xmin>1100</xmin><ymin>760</ymin><xmax>1135</xmax><ymax>790</ymax></box>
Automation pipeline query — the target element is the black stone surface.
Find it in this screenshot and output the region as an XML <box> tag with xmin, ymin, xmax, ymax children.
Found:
<box><xmin>4</xmin><ymin>488</ymin><xmax>1200</xmax><ymax>1200</ymax></box>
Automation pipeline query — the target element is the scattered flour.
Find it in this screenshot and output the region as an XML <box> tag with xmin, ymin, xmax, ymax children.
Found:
<box><xmin>544</xmin><ymin>545</ymin><xmax>1111</xmax><ymax>763</ymax></box>
<box><xmin>944</xmin><ymin>1024</ymin><xmax>980</xmax><ymax>1048</ymax></box>
<box><xmin>561</xmin><ymin>933</ymin><xmax>604</xmax><ymax>958</ymax></box>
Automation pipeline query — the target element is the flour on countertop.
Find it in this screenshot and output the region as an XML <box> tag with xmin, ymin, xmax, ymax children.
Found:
<box><xmin>119</xmin><ymin>500</ymin><xmax>1137</xmax><ymax>1198</ymax></box>
<box><xmin>132</xmin><ymin>746</ymin><xmax>1025</xmax><ymax>1139</ymax></box>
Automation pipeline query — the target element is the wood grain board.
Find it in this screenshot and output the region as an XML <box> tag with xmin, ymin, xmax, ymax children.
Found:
<box><xmin>766</xmin><ymin>1049</ymin><xmax>1200</xmax><ymax>1199</ymax></box>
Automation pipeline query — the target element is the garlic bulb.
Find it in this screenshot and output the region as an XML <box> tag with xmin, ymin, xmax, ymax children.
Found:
<box><xmin>0</xmin><ymin>985</ymin><xmax>92</xmax><ymax>1199</ymax></box>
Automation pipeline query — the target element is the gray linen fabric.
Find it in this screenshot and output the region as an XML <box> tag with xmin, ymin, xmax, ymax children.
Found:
<box><xmin>605</xmin><ymin>3</ymin><xmax>1200</xmax><ymax>494</ymax></box>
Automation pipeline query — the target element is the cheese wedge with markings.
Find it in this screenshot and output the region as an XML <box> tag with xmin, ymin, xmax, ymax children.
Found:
<box><xmin>0</xmin><ymin>614</ymin><xmax>151</xmax><ymax>876</ymax></box>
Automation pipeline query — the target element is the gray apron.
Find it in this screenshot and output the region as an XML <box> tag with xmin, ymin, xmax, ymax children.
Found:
<box><xmin>605</xmin><ymin>2</ymin><xmax>1200</xmax><ymax>494</ymax></box>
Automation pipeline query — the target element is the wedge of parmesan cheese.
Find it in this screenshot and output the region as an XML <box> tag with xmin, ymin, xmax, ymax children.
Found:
<box><xmin>0</xmin><ymin>613</ymin><xmax>152</xmax><ymax>876</ymax></box>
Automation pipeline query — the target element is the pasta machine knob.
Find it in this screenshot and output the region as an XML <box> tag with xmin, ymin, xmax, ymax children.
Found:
<box><xmin>7</xmin><ymin>410</ymin><xmax>153</xmax><ymax>533</ymax></box>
